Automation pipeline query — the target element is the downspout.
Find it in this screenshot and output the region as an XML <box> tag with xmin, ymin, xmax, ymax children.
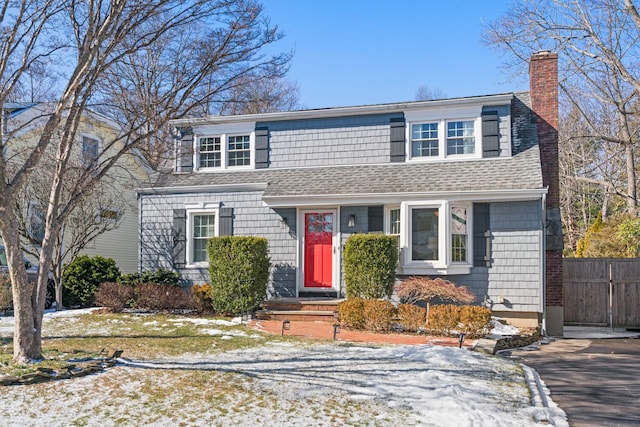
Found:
<box><xmin>540</xmin><ymin>191</ymin><xmax>547</xmax><ymax>336</ymax></box>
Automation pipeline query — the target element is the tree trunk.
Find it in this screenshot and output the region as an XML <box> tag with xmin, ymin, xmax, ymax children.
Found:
<box><xmin>625</xmin><ymin>143</ymin><xmax>637</xmax><ymax>214</ymax></box>
<box><xmin>0</xmin><ymin>217</ymin><xmax>40</xmax><ymax>363</ymax></box>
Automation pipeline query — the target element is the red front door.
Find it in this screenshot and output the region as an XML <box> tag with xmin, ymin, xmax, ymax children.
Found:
<box><xmin>304</xmin><ymin>212</ymin><xmax>333</xmax><ymax>288</ymax></box>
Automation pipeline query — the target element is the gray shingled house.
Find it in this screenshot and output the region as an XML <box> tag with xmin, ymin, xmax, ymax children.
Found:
<box><xmin>138</xmin><ymin>52</ymin><xmax>564</xmax><ymax>335</ymax></box>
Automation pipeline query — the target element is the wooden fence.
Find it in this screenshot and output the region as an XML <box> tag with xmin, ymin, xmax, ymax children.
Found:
<box><xmin>564</xmin><ymin>258</ymin><xmax>640</xmax><ymax>327</ymax></box>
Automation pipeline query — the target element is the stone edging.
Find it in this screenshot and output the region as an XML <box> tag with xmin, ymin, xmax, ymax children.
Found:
<box><xmin>0</xmin><ymin>350</ymin><xmax>122</xmax><ymax>386</ymax></box>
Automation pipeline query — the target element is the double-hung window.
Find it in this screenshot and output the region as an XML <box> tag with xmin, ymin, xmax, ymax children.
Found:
<box><xmin>446</xmin><ymin>120</ymin><xmax>475</xmax><ymax>155</ymax></box>
<box><xmin>228</xmin><ymin>135</ymin><xmax>251</xmax><ymax>166</ymax></box>
<box><xmin>407</xmin><ymin>116</ymin><xmax>480</xmax><ymax>160</ymax></box>
<box><xmin>199</xmin><ymin>137</ymin><xmax>221</xmax><ymax>168</ymax></box>
<box><xmin>190</xmin><ymin>212</ymin><xmax>217</xmax><ymax>264</ymax></box>
<box><xmin>411</xmin><ymin>123</ymin><xmax>439</xmax><ymax>157</ymax></box>
<box><xmin>197</xmin><ymin>133</ymin><xmax>252</xmax><ymax>170</ymax></box>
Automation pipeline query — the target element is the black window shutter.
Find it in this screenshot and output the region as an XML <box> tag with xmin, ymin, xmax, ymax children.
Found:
<box><xmin>390</xmin><ymin>117</ymin><xmax>406</xmax><ymax>163</ymax></box>
<box><xmin>219</xmin><ymin>207</ymin><xmax>233</xmax><ymax>236</ymax></box>
<box><xmin>255</xmin><ymin>125</ymin><xmax>269</xmax><ymax>169</ymax></box>
<box><xmin>481</xmin><ymin>111</ymin><xmax>500</xmax><ymax>158</ymax></box>
<box><xmin>473</xmin><ymin>203</ymin><xmax>491</xmax><ymax>267</ymax></box>
<box><xmin>368</xmin><ymin>206</ymin><xmax>384</xmax><ymax>232</ymax></box>
<box><xmin>179</xmin><ymin>128</ymin><xmax>194</xmax><ymax>172</ymax></box>
<box><xmin>173</xmin><ymin>209</ymin><xmax>187</xmax><ymax>267</ymax></box>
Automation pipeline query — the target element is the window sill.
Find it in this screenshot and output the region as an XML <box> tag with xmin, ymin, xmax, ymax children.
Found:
<box><xmin>398</xmin><ymin>264</ymin><xmax>472</xmax><ymax>276</ymax></box>
<box><xmin>196</xmin><ymin>166</ymin><xmax>254</xmax><ymax>173</ymax></box>
<box><xmin>185</xmin><ymin>263</ymin><xmax>208</xmax><ymax>269</ymax></box>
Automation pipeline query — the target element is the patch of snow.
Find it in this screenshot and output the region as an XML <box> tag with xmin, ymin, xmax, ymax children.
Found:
<box><xmin>490</xmin><ymin>318</ymin><xmax>521</xmax><ymax>336</ymax></box>
<box><xmin>166</xmin><ymin>317</ymin><xmax>242</xmax><ymax>326</ymax></box>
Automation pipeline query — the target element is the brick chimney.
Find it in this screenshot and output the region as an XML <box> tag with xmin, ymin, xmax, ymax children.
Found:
<box><xmin>530</xmin><ymin>51</ymin><xmax>563</xmax><ymax>336</ymax></box>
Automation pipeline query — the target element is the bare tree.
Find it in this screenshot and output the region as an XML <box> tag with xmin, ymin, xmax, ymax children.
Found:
<box><xmin>414</xmin><ymin>85</ymin><xmax>447</xmax><ymax>101</ymax></box>
<box><xmin>0</xmin><ymin>0</ymin><xmax>290</xmax><ymax>363</ymax></box>
<box><xmin>218</xmin><ymin>72</ymin><xmax>301</xmax><ymax>115</ymax></box>
<box><xmin>484</xmin><ymin>0</ymin><xmax>640</xmax><ymax>215</ymax></box>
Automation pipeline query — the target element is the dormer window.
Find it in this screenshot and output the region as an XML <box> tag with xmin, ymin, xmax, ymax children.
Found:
<box><xmin>196</xmin><ymin>132</ymin><xmax>253</xmax><ymax>170</ymax></box>
<box><xmin>411</xmin><ymin>123</ymin><xmax>439</xmax><ymax>157</ymax></box>
<box><xmin>407</xmin><ymin>116</ymin><xmax>481</xmax><ymax>161</ymax></box>
<box><xmin>199</xmin><ymin>137</ymin><xmax>221</xmax><ymax>168</ymax></box>
<box><xmin>446</xmin><ymin>120</ymin><xmax>475</xmax><ymax>155</ymax></box>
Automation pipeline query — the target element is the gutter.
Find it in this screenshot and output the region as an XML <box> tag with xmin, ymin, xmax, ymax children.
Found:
<box><xmin>136</xmin><ymin>182</ymin><xmax>269</xmax><ymax>195</ymax></box>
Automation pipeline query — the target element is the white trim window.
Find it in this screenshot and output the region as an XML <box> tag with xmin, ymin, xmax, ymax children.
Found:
<box><xmin>196</xmin><ymin>133</ymin><xmax>254</xmax><ymax>170</ymax></box>
<box><xmin>390</xmin><ymin>202</ymin><xmax>472</xmax><ymax>275</ymax></box>
<box><xmin>446</xmin><ymin>120</ymin><xmax>475</xmax><ymax>155</ymax></box>
<box><xmin>227</xmin><ymin>135</ymin><xmax>251</xmax><ymax>166</ymax></box>
<box><xmin>199</xmin><ymin>137</ymin><xmax>221</xmax><ymax>168</ymax></box>
<box><xmin>186</xmin><ymin>206</ymin><xmax>219</xmax><ymax>266</ymax></box>
<box><xmin>450</xmin><ymin>206</ymin><xmax>468</xmax><ymax>263</ymax></box>
<box><xmin>407</xmin><ymin>116</ymin><xmax>481</xmax><ymax>161</ymax></box>
<box><xmin>411</xmin><ymin>123</ymin><xmax>439</xmax><ymax>157</ymax></box>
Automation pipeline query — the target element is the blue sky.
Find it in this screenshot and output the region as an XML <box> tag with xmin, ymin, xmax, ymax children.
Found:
<box><xmin>262</xmin><ymin>1</ymin><xmax>524</xmax><ymax>109</ymax></box>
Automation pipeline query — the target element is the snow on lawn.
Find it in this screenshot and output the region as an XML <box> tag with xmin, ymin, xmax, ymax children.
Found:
<box><xmin>0</xmin><ymin>343</ymin><xmax>567</xmax><ymax>426</ymax></box>
<box><xmin>0</xmin><ymin>310</ymin><xmax>567</xmax><ymax>426</ymax></box>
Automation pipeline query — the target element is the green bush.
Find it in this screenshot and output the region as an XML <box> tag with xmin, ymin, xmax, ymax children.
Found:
<box><xmin>343</xmin><ymin>234</ymin><xmax>397</xmax><ymax>299</ymax></box>
<box><xmin>207</xmin><ymin>236</ymin><xmax>270</xmax><ymax>315</ymax></box>
<box><xmin>363</xmin><ymin>299</ymin><xmax>395</xmax><ymax>332</ymax></box>
<box><xmin>337</xmin><ymin>298</ymin><xmax>366</xmax><ymax>329</ymax></box>
<box><xmin>459</xmin><ymin>305</ymin><xmax>492</xmax><ymax>338</ymax></box>
<box><xmin>119</xmin><ymin>268</ymin><xmax>181</xmax><ymax>286</ymax></box>
<box><xmin>63</xmin><ymin>255</ymin><xmax>120</xmax><ymax>307</ymax></box>
<box><xmin>397</xmin><ymin>303</ymin><xmax>427</xmax><ymax>332</ymax></box>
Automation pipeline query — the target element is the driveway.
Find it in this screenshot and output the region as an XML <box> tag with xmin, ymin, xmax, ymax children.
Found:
<box><xmin>510</xmin><ymin>333</ymin><xmax>640</xmax><ymax>426</ymax></box>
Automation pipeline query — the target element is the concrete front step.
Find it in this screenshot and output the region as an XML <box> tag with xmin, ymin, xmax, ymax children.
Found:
<box><xmin>256</xmin><ymin>310</ymin><xmax>337</xmax><ymax>322</ymax></box>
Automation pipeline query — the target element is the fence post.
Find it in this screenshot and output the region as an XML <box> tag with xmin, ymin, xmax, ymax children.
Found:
<box><xmin>609</xmin><ymin>260</ymin><xmax>614</xmax><ymax>331</ymax></box>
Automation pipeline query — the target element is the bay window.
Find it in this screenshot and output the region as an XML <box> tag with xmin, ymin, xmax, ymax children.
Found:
<box><xmin>388</xmin><ymin>202</ymin><xmax>472</xmax><ymax>274</ymax></box>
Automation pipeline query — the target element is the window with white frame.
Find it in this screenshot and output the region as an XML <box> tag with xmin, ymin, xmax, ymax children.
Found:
<box><xmin>227</xmin><ymin>135</ymin><xmax>251</xmax><ymax>166</ymax></box>
<box><xmin>411</xmin><ymin>123</ymin><xmax>439</xmax><ymax>157</ymax></box>
<box><xmin>386</xmin><ymin>203</ymin><xmax>472</xmax><ymax>274</ymax></box>
<box><xmin>450</xmin><ymin>206</ymin><xmax>468</xmax><ymax>262</ymax></box>
<box><xmin>446</xmin><ymin>120</ymin><xmax>475</xmax><ymax>155</ymax></box>
<box><xmin>196</xmin><ymin>134</ymin><xmax>252</xmax><ymax>170</ymax></box>
<box><xmin>191</xmin><ymin>213</ymin><xmax>216</xmax><ymax>263</ymax></box>
<box><xmin>410</xmin><ymin>207</ymin><xmax>439</xmax><ymax>261</ymax></box>
<box><xmin>199</xmin><ymin>137</ymin><xmax>221</xmax><ymax>168</ymax></box>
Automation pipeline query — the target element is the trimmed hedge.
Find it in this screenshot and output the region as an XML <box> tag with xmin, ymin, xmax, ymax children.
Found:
<box><xmin>63</xmin><ymin>255</ymin><xmax>120</xmax><ymax>307</ymax></box>
<box><xmin>119</xmin><ymin>268</ymin><xmax>181</xmax><ymax>287</ymax></box>
<box><xmin>397</xmin><ymin>303</ymin><xmax>427</xmax><ymax>332</ymax></box>
<box><xmin>207</xmin><ymin>236</ymin><xmax>270</xmax><ymax>315</ymax></box>
<box><xmin>95</xmin><ymin>282</ymin><xmax>195</xmax><ymax>312</ymax></box>
<box><xmin>428</xmin><ymin>304</ymin><xmax>493</xmax><ymax>338</ymax></box>
<box><xmin>337</xmin><ymin>298</ymin><xmax>366</xmax><ymax>329</ymax></box>
<box><xmin>343</xmin><ymin>234</ymin><xmax>397</xmax><ymax>299</ymax></box>
<box><xmin>94</xmin><ymin>282</ymin><xmax>134</xmax><ymax>312</ymax></box>
<box><xmin>363</xmin><ymin>299</ymin><xmax>395</xmax><ymax>332</ymax></box>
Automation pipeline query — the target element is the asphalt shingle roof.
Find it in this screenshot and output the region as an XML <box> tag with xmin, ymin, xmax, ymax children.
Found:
<box><xmin>153</xmin><ymin>144</ymin><xmax>542</xmax><ymax>197</ymax></box>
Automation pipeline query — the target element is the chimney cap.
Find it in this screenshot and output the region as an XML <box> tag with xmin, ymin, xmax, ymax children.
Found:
<box><xmin>531</xmin><ymin>50</ymin><xmax>558</xmax><ymax>58</ymax></box>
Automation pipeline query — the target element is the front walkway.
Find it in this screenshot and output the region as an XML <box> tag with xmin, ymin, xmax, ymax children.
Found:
<box><xmin>248</xmin><ymin>319</ymin><xmax>477</xmax><ymax>348</ymax></box>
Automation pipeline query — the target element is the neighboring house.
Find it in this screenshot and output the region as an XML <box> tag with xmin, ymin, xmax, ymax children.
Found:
<box><xmin>138</xmin><ymin>52</ymin><xmax>563</xmax><ymax>335</ymax></box>
<box><xmin>3</xmin><ymin>103</ymin><xmax>150</xmax><ymax>273</ymax></box>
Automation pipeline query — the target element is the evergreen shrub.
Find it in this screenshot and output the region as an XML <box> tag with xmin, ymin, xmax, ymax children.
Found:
<box><xmin>207</xmin><ymin>236</ymin><xmax>269</xmax><ymax>315</ymax></box>
<box><xmin>63</xmin><ymin>255</ymin><xmax>120</xmax><ymax>307</ymax></box>
<box><xmin>343</xmin><ymin>234</ymin><xmax>397</xmax><ymax>299</ymax></box>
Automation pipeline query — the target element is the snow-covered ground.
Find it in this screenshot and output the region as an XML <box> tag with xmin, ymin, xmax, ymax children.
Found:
<box><xmin>0</xmin><ymin>310</ymin><xmax>568</xmax><ymax>426</ymax></box>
